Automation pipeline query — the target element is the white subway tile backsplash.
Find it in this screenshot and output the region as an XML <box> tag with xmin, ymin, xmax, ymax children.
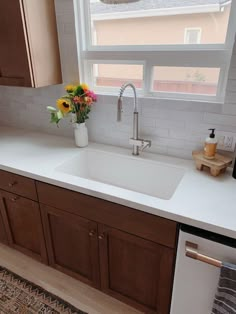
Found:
<box><xmin>223</xmin><ymin>103</ymin><xmax>236</xmax><ymax>115</ymax></box>
<box><xmin>225</xmin><ymin>91</ymin><xmax>236</xmax><ymax>104</ymax></box>
<box><xmin>169</xmin><ymin>128</ymin><xmax>202</xmax><ymax>142</ymax></box>
<box><xmin>140</xmin><ymin>117</ymin><xmax>156</xmax><ymax>128</ymax></box>
<box><xmin>140</xmin><ymin>127</ymin><xmax>169</xmax><ymax>138</ymax></box>
<box><xmin>155</xmin><ymin>118</ymin><xmax>185</xmax><ymax>129</ymax></box>
<box><xmin>204</xmin><ymin>113</ymin><xmax>236</xmax><ymax>127</ymax></box>
<box><xmin>1</xmin><ymin>0</ymin><xmax>236</xmax><ymax>161</ymax></box>
<box><xmin>228</xmin><ymin>67</ymin><xmax>236</xmax><ymax>80</ymax></box>
<box><xmin>226</xmin><ymin>80</ymin><xmax>236</xmax><ymax>92</ymax></box>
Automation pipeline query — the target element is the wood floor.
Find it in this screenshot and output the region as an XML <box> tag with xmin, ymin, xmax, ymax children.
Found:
<box><xmin>0</xmin><ymin>243</ymin><xmax>142</xmax><ymax>314</ymax></box>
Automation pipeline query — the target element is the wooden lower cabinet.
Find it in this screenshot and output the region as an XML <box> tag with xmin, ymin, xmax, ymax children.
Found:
<box><xmin>0</xmin><ymin>174</ymin><xmax>177</xmax><ymax>313</ymax></box>
<box><xmin>40</xmin><ymin>204</ymin><xmax>100</xmax><ymax>288</ymax></box>
<box><xmin>98</xmin><ymin>225</ymin><xmax>175</xmax><ymax>314</ymax></box>
<box><xmin>40</xmin><ymin>204</ymin><xmax>175</xmax><ymax>314</ymax></box>
<box><xmin>0</xmin><ymin>190</ymin><xmax>47</xmax><ymax>263</ymax></box>
<box><xmin>0</xmin><ymin>210</ymin><xmax>7</xmax><ymax>244</ymax></box>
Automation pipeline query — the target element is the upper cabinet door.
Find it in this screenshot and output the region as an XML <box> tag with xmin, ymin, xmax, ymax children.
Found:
<box><xmin>98</xmin><ymin>225</ymin><xmax>175</xmax><ymax>314</ymax></box>
<box><xmin>0</xmin><ymin>0</ymin><xmax>62</xmax><ymax>88</ymax></box>
<box><xmin>0</xmin><ymin>0</ymin><xmax>32</xmax><ymax>87</ymax></box>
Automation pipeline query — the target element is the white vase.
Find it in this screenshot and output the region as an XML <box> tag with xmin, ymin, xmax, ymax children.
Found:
<box><xmin>74</xmin><ymin>123</ymin><xmax>88</xmax><ymax>147</ymax></box>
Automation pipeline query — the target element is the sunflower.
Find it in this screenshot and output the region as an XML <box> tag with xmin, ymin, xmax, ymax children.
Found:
<box><xmin>80</xmin><ymin>83</ymin><xmax>89</xmax><ymax>91</ymax></box>
<box><xmin>65</xmin><ymin>84</ymin><xmax>76</xmax><ymax>93</ymax></box>
<box><xmin>56</xmin><ymin>98</ymin><xmax>71</xmax><ymax>114</ymax></box>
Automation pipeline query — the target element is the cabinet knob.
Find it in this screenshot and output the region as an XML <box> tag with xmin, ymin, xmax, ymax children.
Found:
<box><xmin>98</xmin><ymin>233</ymin><xmax>105</xmax><ymax>240</ymax></box>
<box><xmin>89</xmin><ymin>230</ymin><xmax>96</xmax><ymax>237</ymax></box>
<box><xmin>11</xmin><ymin>196</ymin><xmax>19</xmax><ymax>202</ymax></box>
<box><xmin>8</xmin><ymin>181</ymin><xmax>17</xmax><ymax>187</ymax></box>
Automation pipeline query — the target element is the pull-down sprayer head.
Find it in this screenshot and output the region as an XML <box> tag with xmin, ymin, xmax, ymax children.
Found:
<box><xmin>117</xmin><ymin>82</ymin><xmax>138</xmax><ymax>122</ymax></box>
<box><xmin>117</xmin><ymin>96</ymin><xmax>123</xmax><ymax>122</ymax></box>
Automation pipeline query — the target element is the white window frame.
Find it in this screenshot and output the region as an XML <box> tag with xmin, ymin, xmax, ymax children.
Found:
<box><xmin>84</xmin><ymin>60</ymin><xmax>146</xmax><ymax>94</ymax></box>
<box><xmin>74</xmin><ymin>0</ymin><xmax>236</xmax><ymax>103</ymax></box>
<box><xmin>184</xmin><ymin>28</ymin><xmax>202</xmax><ymax>44</ymax></box>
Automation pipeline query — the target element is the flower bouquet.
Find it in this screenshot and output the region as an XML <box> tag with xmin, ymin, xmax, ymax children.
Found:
<box><xmin>47</xmin><ymin>83</ymin><xmax>97</xmax><ymax>147</ymax></box>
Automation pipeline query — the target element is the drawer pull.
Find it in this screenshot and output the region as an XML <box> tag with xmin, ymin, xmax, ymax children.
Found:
<box><xmin>8</xmin><ymin>182</ymin><xmax>17</xmax><ymax>187</ymax></box>
<box><xmin>98</xmin><ymin>233</ymin><xmax>105</xmax><ymax>240</ymax></box>
<box><xmin>11</xmin><ymin>197</ymin><xmax>19</xmax><ymax>202</ymax></box>
<box><xmin>89</xmin><ymin>230</ymin><xmax>96</xmax><ymax>237</ymax></box>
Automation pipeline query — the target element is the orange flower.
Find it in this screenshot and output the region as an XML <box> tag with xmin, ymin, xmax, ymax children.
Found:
<box><xmin>73</xmin><ymin>96</ymin><xmax>84</xmax><ymax>104</ymax></box>
<box><xmin>81</xmin><ymin>83</ymin><xmax>89</xmax><ymax>91</ymax></box>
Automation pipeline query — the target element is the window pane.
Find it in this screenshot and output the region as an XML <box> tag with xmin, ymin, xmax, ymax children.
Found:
<box><xmin>184</xmin><ymin>28</ymin><xmax>201</xmax><ymax>44</ymax></box>
<box><xmin>92</xmin><ymin>64</ymin><xmax>143</xmax><ymax>88</ymax></box>
<box><xmin>89</xmin><ymin>0</ymin><xmax>231</xmax><ymax>46</ymax></box>
<box><xmin>152</xmin><ymin>67</ymin><xmax>220</xmax><ymax>96</ymax></box>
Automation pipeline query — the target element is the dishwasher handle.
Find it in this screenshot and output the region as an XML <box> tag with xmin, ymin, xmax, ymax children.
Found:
<box><xmin>186</xmin><ymin>241</ymin><xmax>222</xmax><ymax>268</ymax></box>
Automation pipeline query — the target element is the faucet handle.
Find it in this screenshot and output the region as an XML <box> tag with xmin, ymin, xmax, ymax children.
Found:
<box><xmin>140</xmin><ymin>139</ymin><xmax>152</xmax><ymax>151</ymax></box>
<box><xmin>129</xmin><ymin>138</ymin><xmax>152</xmax><ymax>151</ymax></box>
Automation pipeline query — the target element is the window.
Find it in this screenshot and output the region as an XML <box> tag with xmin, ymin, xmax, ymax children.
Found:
<box><xmin>184</xmin><ymin>28</ymin><xmax>201</xmax><ymax>44</ymax></box>
<box><xmin>91</xmin><ymin>62</ymin><xmax>144</xmax><ymax>90</ymax></box>
<box><xmin>75</xmin><ymin>0</ymin><xmax>236</xmax><ymax>102</ymax></box>
<box><xmin>152</xmin><ymin>67</ymin><xmax>220</xmax><ymax>97</ymax></box>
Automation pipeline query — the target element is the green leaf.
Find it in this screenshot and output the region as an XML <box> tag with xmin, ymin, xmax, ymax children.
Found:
<box><xmin>57</xmin><ymin>110</ymin><xmax>64</xmax><ymax>119</ymax></box>
<box><xmin>47</xmin><ymin>106</ymin><xmax>57</xmax><ymax>112</ymax></box>
<box><xmin>73</xmin><ymin>86</ymin><xmax>84</xmax><ymax>96</ymax></box>
<box><xmin>50</xmin><ymin>112</ymin><xmax>60</xmax><ymax>124</ymax></box>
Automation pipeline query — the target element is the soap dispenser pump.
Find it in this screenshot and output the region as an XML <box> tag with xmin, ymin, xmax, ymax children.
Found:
<box><xmin>204</xmin><ymin>128</ymin><xmax>217</xmax><ymax>159</ymax></box>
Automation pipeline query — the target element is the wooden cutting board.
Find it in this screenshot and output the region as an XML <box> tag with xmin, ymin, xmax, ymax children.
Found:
<box><xmin>192</xmin><ymin>151</ymin><xmax>232</xmax><ymax>176</ymax></box>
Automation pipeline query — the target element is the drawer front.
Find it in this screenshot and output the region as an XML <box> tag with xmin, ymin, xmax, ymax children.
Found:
<box><xmin>0</xmin><ymin>170</ymin><xmax>37</xmax><ymax>201</ymax></box>
<box><xmin>36</xmin><ymin>181</ymin><xmax>177</xmax><ymax>248</ymax></box>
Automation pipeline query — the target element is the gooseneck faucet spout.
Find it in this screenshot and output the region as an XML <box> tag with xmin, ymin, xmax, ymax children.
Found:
<box><xmin>117</xmin><ymin>83</ymin><xmax>138</xmax><ymax>122</ymax></box>
<box><xmin>117</xmin><ymin>82</ymin><xmax>151</xmax><ymax>156</ymax></box>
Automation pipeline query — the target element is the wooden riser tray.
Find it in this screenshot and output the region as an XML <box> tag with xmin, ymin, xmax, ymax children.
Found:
<box><xmin>192</xmin><ymin>151</ymin><xmax>232</xmax><ymax>177</ymax></box>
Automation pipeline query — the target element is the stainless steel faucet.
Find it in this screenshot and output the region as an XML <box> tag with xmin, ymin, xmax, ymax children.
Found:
<box><xmin>117</xmin><ymin>82</ymin><xmax>151</xmax><ymax>156</ymax></box>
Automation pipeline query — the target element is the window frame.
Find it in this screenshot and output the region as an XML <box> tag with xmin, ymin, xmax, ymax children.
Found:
<box><xmin>184</xmin><ymin>28</ymin><xmax>202</xmax><ymax>44</ymax></box>
<box><xmin>74</xmin><ymin>0</ymin><xmax>236</xmax><ymax>103</ymax></box>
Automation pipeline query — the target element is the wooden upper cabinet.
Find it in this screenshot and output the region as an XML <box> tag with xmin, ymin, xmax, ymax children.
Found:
<box><xmin>98</xmin><ymin>225</ymin><xmax>175</xmax><ymax>314</ymax></box>
<box><xmin>0</xmin><ymin>0</ymin><xmax>62</xmax><ymax>87</ymax></box>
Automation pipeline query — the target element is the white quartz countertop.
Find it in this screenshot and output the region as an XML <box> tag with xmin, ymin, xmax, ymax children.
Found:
<box><xmin>0</xmin><ymin>126</ymin><xmax>236</xmax><ymax>239</ymax></box>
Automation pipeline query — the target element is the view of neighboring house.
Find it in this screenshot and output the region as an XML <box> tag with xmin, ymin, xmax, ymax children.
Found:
<box><xmin>89</xmin><ymin>0</ymin><xmax>231</xmax><ymax>95</ymax></box>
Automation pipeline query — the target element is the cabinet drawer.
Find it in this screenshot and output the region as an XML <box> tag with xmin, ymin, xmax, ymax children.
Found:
<box><xmin>0</xmin><ymin>170</ymin><xmax>37</xmax><ymax>201</ymax></box>
<box><xmin>36</xmin><ymin>182</ymin><xmax>177</xmax><ymax>248</ymax></box>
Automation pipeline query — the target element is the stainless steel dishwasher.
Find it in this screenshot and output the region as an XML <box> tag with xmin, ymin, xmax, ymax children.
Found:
<box><xmin>170</xmin><ymin>225</ymin><xmax>236</xmax><ymax>314</ymax></box>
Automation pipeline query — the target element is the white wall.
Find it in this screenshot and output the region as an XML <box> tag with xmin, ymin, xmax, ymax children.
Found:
<box><xmin>0</xmin><ymin>0</ymin><xmax>236</xmax><ymax>160</ymax></box>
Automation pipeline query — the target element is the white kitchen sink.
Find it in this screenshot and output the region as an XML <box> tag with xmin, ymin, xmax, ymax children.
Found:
<box><xmin>56</xmin><ymin>149</ymin><xmax>186</xmax><ymax>200</ymax></box>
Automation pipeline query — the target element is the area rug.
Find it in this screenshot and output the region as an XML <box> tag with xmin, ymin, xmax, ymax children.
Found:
<box><xmin>0</xmin><ymin>266</ymin><xmax>87</xmax><ymax>314</ymax></box>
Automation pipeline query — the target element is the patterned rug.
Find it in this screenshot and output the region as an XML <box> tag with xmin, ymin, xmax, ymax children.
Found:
<box><xmin>0</xmin><ymin>266</ymin><xmax>87</xmax><ymax>313</ymax></box>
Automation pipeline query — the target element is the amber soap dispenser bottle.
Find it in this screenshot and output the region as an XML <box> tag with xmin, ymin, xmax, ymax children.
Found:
<box><xmin>204</xmin><ymin>128</ymin><xmax>217</xmax><ymax>159</ymax></box>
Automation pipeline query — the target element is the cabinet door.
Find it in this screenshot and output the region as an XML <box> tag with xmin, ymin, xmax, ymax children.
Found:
<box><xmin>0</xmin><ymin>210</ymin><xmax>7</xmax><ymax>245</ymax></box>
<box><xmin>0</xmin><ymin>0</ymin><xmax>32</xmax><ymax>87</ymax></box>
<box><xmin>41</xmin><ymin>204</ymin><xmax>100</xmax><ymax>288</ymax></box>
<box><xmin>0</xmin><ymin>0</ymin><xmax>62</xmax><ymax>88</ymax></box>
<box><xmin>0</xmin><ymin>190</ymin><xmax>47</xmax><ymax>263</ymax></box>
<box><xmin>98</xmin><ymin>225</ymin><xmax>175</xmax><ymax>314</ymax></box>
